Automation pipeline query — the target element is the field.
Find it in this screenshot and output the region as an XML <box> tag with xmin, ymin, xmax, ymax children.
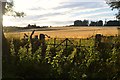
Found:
<box><xmin>4</xmin><ymin>26</ymin><xmax>119</xmax><ymax>39</ymax></box>
<box><xmin>3</xmin><ymin>26</ymin><xmax>120</xmax><ymax>79</ymax></box>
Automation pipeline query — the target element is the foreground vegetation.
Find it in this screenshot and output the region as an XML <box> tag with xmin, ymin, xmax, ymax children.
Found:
<box><xmin>2</xmin><ymin>36</ymin><xmax>120</xmax><ymax>80</ymax></box>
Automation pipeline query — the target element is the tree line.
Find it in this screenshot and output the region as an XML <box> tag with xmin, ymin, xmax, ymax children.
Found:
<box><xmin>74</xmin><ymin>20</ymin><xmax>120</xmax><ymax>26</ymax></box>
<box><xmin>24</xmin><ymin>24</ymin><xmax>49</xmax><ymax>28</ymax></box>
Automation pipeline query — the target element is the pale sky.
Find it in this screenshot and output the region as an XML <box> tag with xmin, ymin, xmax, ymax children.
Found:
<box><xmin>3</xmin><ymin>0</ymin><xmax>118</xmax><ymax>27</ymax></box>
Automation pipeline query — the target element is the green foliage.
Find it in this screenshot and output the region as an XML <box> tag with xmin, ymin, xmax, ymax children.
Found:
<box><xmin>106</xmin><ymin>1</ymin><xmax>120</xmax><ymax>19</ymax></box>
<box><xmin>4</xmin><ymin>0</ymin><xmax>25</xmax><ymax>17</ymax></box>
<box><xmin>2</xmin><ymin>37</ymin><xmax>120</xmax><ymax>79</ymax></box>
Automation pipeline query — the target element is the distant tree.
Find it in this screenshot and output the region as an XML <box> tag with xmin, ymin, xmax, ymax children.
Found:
<box><xmin>74</xmin><ymin>20</ymin><xmax>82</xmax><ymax>26</ymax></box>
<box><xmin>97</xmin><ymin>20</ymin><xmax>103</xmax><ymax>26</ymax></box>
<box><xmin>33</xmin><ymin>24</ymin><xmax>36</xmax><ymax>28</ymax></box>
<box><xmin>106</xmin><ymin>0</ymin><xmax>120</xmax><ymax>20</ymax></box>
<box><xmin>83</xmin><ymin>20</ymin><xmax>89</xmax><ymax>26</ymax></box>
<box><xmin>90</xmin><ymin>21</ymin><xmax>97</xmax><ymax>26</ymax></box>
<box><xmin>28</xmin><ymin>24</ymin><xmax>31</xmax><ymax>27</ymax></box>
<box><xmin>74</xmin><ymin>20</ymin><xmax>89</xmax><ymax>26</ymax></box>
<box><xmin>105</xmin><ymin>20</ymin><xmax>120</xmax><ymax>26</ymax></box>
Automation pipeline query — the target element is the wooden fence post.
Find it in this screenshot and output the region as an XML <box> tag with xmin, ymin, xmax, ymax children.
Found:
<box><xmin>39</xmin><ymin>34</ymin><xmax>46</xmax><ymax>58</ymax></box>
<box><xmin>65</xmin><ymin>38</ymin><xmax>68</xmax><ymax>55</ymax></box>
<box><xmin>54</xmin><ymin>38</ymin><xmax>56</xmax><ymax>53</ymax></box>
<box><xmin>79</xmin><ymin>39</ymin><xmax>81</xmax><ymax>47</ymax></box>
<box><xmin>66</xmin><ymin>38</ymin><xmax>68</xmax><ymax>49</ymax></box>
<box><xmin>54</xmin><ymin>38</ymin><xmax>56</xmax><ymax>48</ymax></box>
<box><xmin>95</xmin><ymin>34</ymin><xmax>102</xmax><ymax>48</ymax></box>
<box><xmin>118</xmin><ymin>27</ymin><xmax>120</xmax><ymax>36</ymax></box>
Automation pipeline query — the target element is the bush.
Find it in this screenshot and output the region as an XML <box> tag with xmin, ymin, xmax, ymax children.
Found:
<box><xmin>2</xmin><ymin>37</ymin><xmax>120</xmax><ymax>79</ymax></box>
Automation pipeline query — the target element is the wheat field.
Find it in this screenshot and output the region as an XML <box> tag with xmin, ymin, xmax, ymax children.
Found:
<box><xmin>4</xmin><ymin>26</ymin><xmax>119</xmax><ymax>39</ymax></box>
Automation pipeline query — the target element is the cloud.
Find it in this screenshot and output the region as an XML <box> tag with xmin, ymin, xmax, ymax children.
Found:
<box><xmin>26</xmin><ymin>1</ymin><xmax>109</xmax><ymax>19</ymax></box>
<box><xmin>80</xmin><ymin>11</ymin><xmax>114</xmax><ymax>18</ymax></box>
<box><xmin>3</xmin><ymin>0</ymin><xmax>117</xmax><ymax>27</ymax></box>
<box><xmin>29</xmin><ymin>7</ymin><xmax>45</xmax><ymax>11</ymax></box>
<box><xmin>54</xmin><ymin>2</ymin><xmax>106</xmax><ymax>10</ymax></box>
<box><xmin>26</xmin><ymin>2</ymin><xmax>109</xmax><ymax>19</ymax></box>
<box><xmin>67</xmin><ymin>0</ymin><xmax>107</xmax><ymax>2</ymax></box>
<box><xmin>47</xmin><ymin>20</ymin><xmax>73</xmax><ymax>26</ymax></box>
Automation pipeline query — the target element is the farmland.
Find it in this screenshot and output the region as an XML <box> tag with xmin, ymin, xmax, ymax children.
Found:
<box><xmin>3</xmin><ymin>26</ymin><xmax>120</xmax><ymax>79</ymax></box>
<box><xmin>4</xmin><ymin>26</ymin><xmax>119</xmax><ymax>39</ymax></box>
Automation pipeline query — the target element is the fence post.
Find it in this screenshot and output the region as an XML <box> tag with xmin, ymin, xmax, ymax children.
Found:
<box><xmin>79</xmin><ymin>39</ymin><xmax>81</xmax><ymax>47</ymax></box>
<box><xmin>54</xmin><ymin>38</ymin><xmax>56</xmax><ymax>53</ymax></box>
<box><xmin>95</xmin><ymin>34</ymin><xmax>102</xmax><ymax>48</ymax></box>
<box><xmin>118</xmin><ymin>27</ymin><xmax>120</xmax><ymax>36</ymax></box>
<box><xmin>39</xmin><ymin>34</ymin><xmax>46</xmax><ymax>58</ymax></box>
<box><xmin>65</xmin><ymin>38</ymin><xmax>68</xmax><ymax>55</ymax></box>
<box><xmin>54</xmin><ymin>38</ymin><xmax>56</xmax><ymax>48</ymax></box>
<box><xmin>66</xmin><ymin>38</ymin><xmax>68</xmax><ymax>49</ymax></box>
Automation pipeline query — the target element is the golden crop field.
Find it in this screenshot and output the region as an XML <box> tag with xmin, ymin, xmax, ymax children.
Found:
<box><xmin>4</xmin><ymin>26</ymin><xmax>119</xmax><ymax>39</ymax></box>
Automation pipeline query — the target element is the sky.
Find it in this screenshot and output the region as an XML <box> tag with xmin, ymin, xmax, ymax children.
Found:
<box><xmin>3</xmin><ymin>0</ymin><xmax>118</xmax><ymax>27</ymax></box>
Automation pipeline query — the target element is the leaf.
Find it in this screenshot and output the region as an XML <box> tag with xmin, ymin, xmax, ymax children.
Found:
<box><xmin>4</xmin><ymin>0</ymin><xmax>25</xmax><ymax>17</ymax></box>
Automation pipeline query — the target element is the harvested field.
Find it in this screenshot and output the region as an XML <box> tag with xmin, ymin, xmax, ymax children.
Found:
<box><xmin>4</xmin><ymin>26</ymin><xmax>119</xmax><ymax>39</ymax></box>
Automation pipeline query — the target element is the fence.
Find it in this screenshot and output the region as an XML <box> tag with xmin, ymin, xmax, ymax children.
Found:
<box><xmin>37</xmin><ymin>33</ymin><xmax>118</xmax><ymax>54</ymax></box>
<box><xmin>21</xmin><ymin>32</ymin><xmax>119</xmax><ymax>55</ymax></box>
<box><xmin>46</xmin><ymin>37</ymin><xmax>94</xmax><ymax>48</ymax></box>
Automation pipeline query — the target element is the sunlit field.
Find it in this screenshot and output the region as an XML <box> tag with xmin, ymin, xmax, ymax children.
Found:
<box><xmin>4</xmin><ymin>26</ymin><xmax>119</xmax><ymax>39</ymax></box>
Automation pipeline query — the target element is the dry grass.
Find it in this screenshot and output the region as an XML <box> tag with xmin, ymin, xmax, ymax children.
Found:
<box><xmin>4</xmin><ymin>26</ymin><xmax>119</xmax><ymax>39</ymax></box>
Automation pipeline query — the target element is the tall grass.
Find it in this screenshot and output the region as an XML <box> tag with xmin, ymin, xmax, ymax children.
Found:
<box><xmin>2</xmin><ymin>36</ymin><xmax>120</xmax><ymax>79</ymax></box>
